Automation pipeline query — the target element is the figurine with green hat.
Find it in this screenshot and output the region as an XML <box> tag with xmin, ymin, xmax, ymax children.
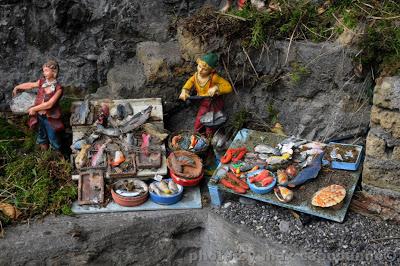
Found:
<box><xmin>179</xmin><ymin>52</ymin><xmax>232</xmax><ymax>136</ymax></box>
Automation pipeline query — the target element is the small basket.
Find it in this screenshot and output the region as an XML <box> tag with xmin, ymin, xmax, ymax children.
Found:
<box><xmin>167</xmin><ymin>130</ymin><xmax>210</xmax><ymax>155</ymax></box>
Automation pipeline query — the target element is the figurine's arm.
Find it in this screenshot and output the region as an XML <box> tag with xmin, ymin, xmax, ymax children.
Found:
<box><xmin>12</xmin><ymin>80</ymin><xmax>40</xmax><ymax>96</ymax></box>
<box><xmin>210</xmin><ymin>75</ymin><xmax>233</xmax><ymax>95</ymax></box>
<box><xmin>28</xmin><ymin>89</ymin><xmax>62</xmax><ymax>115</ymax></box>
<box><xmin>179</xmin><ymin>75</ymin><xmax>195</xmax><ymax>101</ymax></box>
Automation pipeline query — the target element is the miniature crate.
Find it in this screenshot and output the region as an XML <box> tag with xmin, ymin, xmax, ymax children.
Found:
<box><xmin>108</xmin><ymin>151</ymin><xmax>137</xmax><ymax>178</ymax></box>
<box><xmin>78</xmin><ymin>170</ymin><xmax>104</xmax><ymax>205</ymax></box>
<box><xmin>323</xmin><ymin>142</ymin><xmax>363</xmax><ymax>171</ymax></box>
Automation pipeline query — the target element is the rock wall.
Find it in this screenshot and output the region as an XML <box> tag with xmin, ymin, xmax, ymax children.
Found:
<box><xmin>0</xmin><ymin>0</ymin><xmax>219</xmax><ymax>101</ymax></box>
<box><xmin>174</xmin><ymin>22</ymin><xmax>373</xmax><ymax>141</ymax></box>
<box><xmin>363</xmin><ymin>76</ymin><xmax>400</xmax><ymax>195</ymax></box>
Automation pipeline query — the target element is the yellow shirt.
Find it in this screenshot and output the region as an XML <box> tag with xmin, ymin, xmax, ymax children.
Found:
<box><xmin>182</xmin><ymin>72</ymin><xmax>233</xmax><ymax>96</ymax></box>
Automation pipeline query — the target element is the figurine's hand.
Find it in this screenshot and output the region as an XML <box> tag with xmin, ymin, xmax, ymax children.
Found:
<box><xmin>28</xmin><ymin>107</ymin><xmax>36</xmax><ymax>116</ymax></box>
<box><xmin>208</xmin><ymin>86</ymin><xmax>219</xmax><ymax>97</ymax></box>
<box><xmin>179</xmin><ymin>90</ymin><xmax>189</xmax><ymax>101</ymax></box>
<box><xmin>12</xmin><ymin>87</ymin><xmax>20</xmax><ymax>97</ymax></box>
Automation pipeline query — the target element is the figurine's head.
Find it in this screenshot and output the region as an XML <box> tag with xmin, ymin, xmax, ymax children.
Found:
<box><xmin>42</xmin><ymin>60</ymin><xmax>59</xmax><ymax>80</ymax></box>
<box><xmin>196</xmin><ymin>53</ymin><xmax>218</xmax><ymax>77</ymax></box>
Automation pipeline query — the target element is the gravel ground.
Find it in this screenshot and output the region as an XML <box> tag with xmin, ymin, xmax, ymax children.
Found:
<box><xmin>211</xmin><ymin>198</ymin><xmax>400</xmax><ymax>265</ymax></box>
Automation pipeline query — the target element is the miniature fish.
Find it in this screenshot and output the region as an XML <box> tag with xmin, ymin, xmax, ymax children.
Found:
<box><xmin>169</xmin><ymin>152</ymin><xmax>183</xmax><ymax>173</ymax></box>
<box><xmin>189</xmin><ymin>135</ymin><xmax>198</xmax><ymax>149</ymax></box>
<box><xmin>254</xmin><ymin>144</ymin><xmax>280</xmax><ymax>155</ymax></box>
<box><xmin>143</xmin><ymin>123</ymin><xmax>168</xmax><ymax>142</ymax></box>
<box><xmin>265</xmin><ymin>153</ymin><xmax>291</xmax><ymax>165</ymax></box>
<box><xmin>299</xmin><ymin>155</ymin><xmax>313</xmax><ymax>168</ymax></box>
<box><xmin>330</xmin><ymin>149</ymin><xmax>344</xmax><ymax>161</ymax></box>
<box><xmin>168</xmin><ymin>180</ymin><xmax>179</xmax><ymax>194</ymax></box>
<box><xmin>194</xmin><ymin>138</ymin><xmax>207</xmax><ymax>151</ymax></box>
<box><xmin>259</xmin><ymin>176</ymin><xmax>274</xmax><ymax>187</ymax></box>
<box><xmin>91</xmin><ymin>139</ymin><xmax>110</xmax><ymax>167</ymax></box>
<box><xmin>249</xmin><ymin>170</ymin><xmax>271</xmax><ymax>183</ymax></box>
<box><xmin>171</xmin><ymin>135</ymin><xmax>182</xmax><ymax>148</ymax></box>
<box><xmin>149</xmin><ymin>183</ymin><xmax>162</xmax><ymax>195</ymax></box>
<box><xmin>116</xmin><ymin>104</ymin><xmax>125</xmax><ymax>120</ymax></box>
<box><xmin>277</xmin><ymin>170</ymin><xmax>288</xmax><ymax>185</ymax></box>
<box><xmin>176</xmin><ymin>155</ymin><xmax>195</xmax><ymax>167</ymax></box>
<box><xmin>75</xmin><ymin>144</ymin><xmax>91</xmax><ymax>169</ymax></box>
<box><xmin>279</xmin><ymin>143</ymin><xmax>294</xmax><ymax>155</ymax></box>
<box><xmin>285</xmin><ymin>165</ymin><xmax>298</xmax><ymax>177</ymax></box>
<box><xmin>77</xmin><ymin>99</ymin><xmax>90</xmax><ymax>124</ymax></box>
<box><xmin>215</xmin><ymin>166</ymin><xmax>229</xmax><ymax>178</ymax></box>
<box><xmin>109</xmin><ymin>151</ymin><xmax>125</xmax><ymax>167</ymax></box>
<box><xmin>120</xmin><ymin>106</ymin><xmax>153</xmax><ymax>133</ymax></box>
<box><xmin>300</xmin><ymin>142</ymin><xmax>326</xmax><ymax>150</ymax></box>
<box><xmin>122</xmin><ymin>102</ymin><xmax>133</xmax><ymax>116</ymax></box>
<box><xmin>288</xmin><ymin>153</ymin><xmax>324</xmax><ymax>188</ymax></box>
<box><xmin>157</xmin><ymin>180</ymin><xmax>171</xmax><ymax>194</ymax></box>
<box><xmin>115</xmin><ymin>189</ymin><xmax>140</xmax><ymax>197</ymax></box>
<box><xmin>279</xmin><ymin>136</ymin><xmax>308</xmax><ymax>148</ymax></box>
<box><xmin>274</xmin><ymin>186</ymin><xmax>294</xmax><ymax>203</ymax></box>
<box><xmin>96</xmin><ymin>124</ymin><xmax>121</xmax><ymax>137</ymax></box>
<box><xmin>71</xmin><ymin>133</ymin><xmax>100</xmax><ymax>151</ymax></box>
<box><xmin>141</xmin><ymin>133</ymin><xmax>151</xmax><ymax>156</ymax></box>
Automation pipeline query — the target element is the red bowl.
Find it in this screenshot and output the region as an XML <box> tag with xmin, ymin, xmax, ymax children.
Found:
<box><xmin>169</xmin><ymin>169</ymin><xmax>204</xmax><ymax>186</ymax></box>
<box><xmin>111</xmin><ymin>188</ymin><xmax>148</xmax><ymax>207</ymax></box>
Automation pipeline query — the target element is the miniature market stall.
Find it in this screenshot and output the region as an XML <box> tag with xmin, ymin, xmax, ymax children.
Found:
<box><xmin>208</xmin><ymin>129</ymin><xmax>363</xmax><ymax>223</ymax></box>
<box><xmin>69</xmin><ymin>98</ymin><xmax>202</xmax><ymax>213</ymax></box>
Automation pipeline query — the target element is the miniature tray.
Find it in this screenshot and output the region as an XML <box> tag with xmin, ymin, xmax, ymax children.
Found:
<box><xmin>136</xmin><ymin>151</ymin><xmax>162</xmax><ymax>169</ymax></box>
<box><xmin>322</xmin><ymin>142</ymin><xmax>363</xmax><ymax>171</ymax></box>
<box><xmin>78</xmin><ymin>170</ymin><xmax>105</xmax><ymax>205</ymax></box>
<box><xmin>208</xmin><ymin>129</ymin><xmax>362</xmax><ymax>223</ymax></box>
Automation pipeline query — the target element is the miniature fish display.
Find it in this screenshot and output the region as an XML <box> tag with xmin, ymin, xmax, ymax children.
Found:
<box><xmin>287</xmin><ymin>153</ymin><xmax>324</xmax><ymax>188</ymax></box>
<box><xmin>274</xmin><ymin>186</ymin><xmax>294</xmax><ymax>203</ymax></box>
<box><xmin>75</xmin><ymin>144</ymin><xmax>91</xmax><ymax>169</ymax></box>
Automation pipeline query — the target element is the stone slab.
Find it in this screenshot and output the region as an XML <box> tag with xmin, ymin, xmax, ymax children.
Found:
<box><xmin>72</xmin><ymin>186</ymin><xmax>201</xmax><ymax>214</ymax></box>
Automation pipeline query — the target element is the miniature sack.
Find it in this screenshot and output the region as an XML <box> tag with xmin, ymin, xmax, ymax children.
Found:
<box><xmin>200</xmin><ymin>110</ymin><xmax>227</xmax><ymax>127</ymax></box>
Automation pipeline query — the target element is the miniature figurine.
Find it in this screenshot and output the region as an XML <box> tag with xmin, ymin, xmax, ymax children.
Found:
<box><xmin>220</xmin><ymin>0</ymin><xmax>265</xmax><ymax>12</ymax></box>
<box><xmin>12</xmin><ymin>60</ymin><xmax>64</xmax><ymax>150</ymax></box>
<box><xmin>179</xmin><ymin>53</ymin><xmax>232</xmax><ymax>136</ymax></box>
